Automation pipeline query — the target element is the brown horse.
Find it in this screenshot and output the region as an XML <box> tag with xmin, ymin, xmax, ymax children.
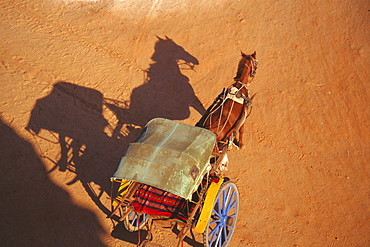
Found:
<box><xmin>196</xmin><ymin>51</ymin><xmax>257</xmax><ymax>153</ymax></box>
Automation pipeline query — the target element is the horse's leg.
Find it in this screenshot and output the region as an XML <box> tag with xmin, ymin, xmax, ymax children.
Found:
<box><xmin>231</xmin><ymin>103</ymin><xmax>247</xmax><ymax>149</ymax></box>
<box><xmin>237</xmin><ymin>122</ymin><xmax>245</xmax><ymax>149</ymax></box>
<box><xmin>57</xmin><ymin>134</ymin><xmax>68</xmax><ymax>171</ymax></box>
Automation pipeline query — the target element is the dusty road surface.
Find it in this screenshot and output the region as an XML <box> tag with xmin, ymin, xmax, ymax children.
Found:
<box><xmin>1</xmin><ymin>0</ymin><xmax>369</xmax><ymax>246</ymax></box>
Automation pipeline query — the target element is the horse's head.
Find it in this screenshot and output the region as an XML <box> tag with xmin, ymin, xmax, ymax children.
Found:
<box><xmin>152</xmin><ymin>36</ymin><xmax>199</xmax><ymax>69</ymax></box>
<box><xmin>234</xmin><ymin>51</ymin><xmax>258</xmax><ymax>84</ymax></box>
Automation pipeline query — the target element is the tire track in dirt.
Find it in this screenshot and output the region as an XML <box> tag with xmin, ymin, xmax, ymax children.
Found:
<box><xmin>2</xmin><ymin>1</ymin><xmax>145</xmax><ymax>73</ymax></box>
<box><xmin>0</xmin><ymin>52</ymin><xmax>51</xmax><ymax>84</ymax></box>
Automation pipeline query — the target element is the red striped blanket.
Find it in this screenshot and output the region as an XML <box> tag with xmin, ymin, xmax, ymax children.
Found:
<box><xmin>131</xmin><ymin>184</ymin><xmax>194</xmax><ymax>222</ymax></box>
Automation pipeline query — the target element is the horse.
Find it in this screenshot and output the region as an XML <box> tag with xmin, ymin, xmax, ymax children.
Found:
<box><xmin>196</xmin><ymin>51</ymin><xmax>258</xmax><ymax>153</ymax></box>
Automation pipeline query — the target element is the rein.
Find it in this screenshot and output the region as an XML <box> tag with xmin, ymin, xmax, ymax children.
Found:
<box><xmin>218</xmin><ymin>83</ymin><xmax>254</xmax><ymax>147</ymax></box>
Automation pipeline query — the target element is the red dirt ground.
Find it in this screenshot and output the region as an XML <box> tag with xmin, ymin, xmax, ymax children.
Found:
<box><xmin>1</xmin><ymin>0</ymin><xmax>369</xmax><ymax>246</ymax></box>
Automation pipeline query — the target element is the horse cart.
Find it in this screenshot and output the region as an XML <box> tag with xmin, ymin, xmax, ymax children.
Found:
<box><xmin>109</xmin><ymin>118</ymin><xmax>239</xmax><ymax>247</ymax></box>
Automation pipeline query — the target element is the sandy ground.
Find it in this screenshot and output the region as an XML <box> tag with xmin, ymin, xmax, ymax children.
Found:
<box><xmin>1</xmin><ymin>0</ymin><xmax>369</xmax><ymax>246</ymax></box>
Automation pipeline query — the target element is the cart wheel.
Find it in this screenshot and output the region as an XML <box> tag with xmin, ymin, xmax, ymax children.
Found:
<box><xmin>124</xmin><ymin>211</ymin><xmax>149</xmax><ymax>232</ymax></box>
<box><xmin>203</xmin><ymin>181</ymin><xmax>239</xmax><ymax>247</ymax></box>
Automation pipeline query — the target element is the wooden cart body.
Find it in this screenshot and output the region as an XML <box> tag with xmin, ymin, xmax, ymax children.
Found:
<box><xmin>110</xmin><ymin>118</ymin><xmax>238</xmax><ymax>247</ymax></box>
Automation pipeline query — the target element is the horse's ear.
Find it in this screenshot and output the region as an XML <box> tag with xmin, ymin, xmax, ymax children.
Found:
<box><xmin>165</xmin><ymin>36</ymin><xmax>172</xmax><ymax>40</ymax></box>
<box><xmin>156</xmin><ymin>35</ymin><xmax>164</xmax><ymax>41</ymax></box>
<box><xmin>252</xmin><ymin>51</ymin><xmax>256</xmax><ymax>58</ymax></box>
<box><xmin>240</xmin><ymin>50</ymin><xmax>246</xmax><ymax>56</ymax></box>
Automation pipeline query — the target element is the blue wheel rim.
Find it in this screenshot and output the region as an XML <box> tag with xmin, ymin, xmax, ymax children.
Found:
<box><xmin>205</xmin><ymin>181</ymin><xmax>239</xmax><ymax>247</ymax></box>
<box><xmin>129</xmin><ymin>212</ymin><xmax>146</xmax><ymax>226</ymax></box>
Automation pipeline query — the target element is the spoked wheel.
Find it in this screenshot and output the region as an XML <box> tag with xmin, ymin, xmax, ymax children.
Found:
<box><xmin>124</xmin><ymin>211</ymin><xmax>149</xmax><ymax>232</ymax></box>
<box><xmin>204</xmin><ymin>180</ymin><xmax>239</xmax><ymax>247</ymax></box>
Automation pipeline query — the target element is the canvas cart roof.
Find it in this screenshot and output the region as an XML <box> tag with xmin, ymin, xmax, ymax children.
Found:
<box><xmin>112</xmin><ymin>118</ymin><xmax>216</xmax><ymax>200</ymax></box>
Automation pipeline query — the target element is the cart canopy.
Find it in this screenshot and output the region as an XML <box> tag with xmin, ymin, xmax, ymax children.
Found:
<box><xmin>112</xmin><ymin>118</ymin><xmax>216</xmax><ymax>200</ymax></box>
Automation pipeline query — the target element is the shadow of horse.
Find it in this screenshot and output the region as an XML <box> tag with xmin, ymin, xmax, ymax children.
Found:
<box><xmin>107</xmin><ymin>36</ymin><xmax>205</xmax><ymax>133</ymax></box>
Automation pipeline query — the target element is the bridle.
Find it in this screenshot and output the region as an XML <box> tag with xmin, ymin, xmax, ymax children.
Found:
<box><xmin>243</xmin><ymin>55</ymin><xmax>258</xmax><ymax>77</ymax></box>
<box><xmin>237</xmin><ymin>55</ymin><xmax>258</xmax><ymax>84</ymax></box>
<box><xmin>248</xmin><ymin>56</ymin><xmax>258</xmax><ymax>77</ymax></box>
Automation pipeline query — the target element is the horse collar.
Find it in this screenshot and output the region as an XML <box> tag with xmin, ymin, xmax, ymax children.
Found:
<box><xmin>226</xmin><ymin>86</ymin><xmax>249</xmax><ymax>105</ymax></box>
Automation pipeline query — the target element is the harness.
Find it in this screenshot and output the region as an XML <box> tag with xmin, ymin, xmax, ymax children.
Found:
<box><xmin>196</xmin><ymin>82</ymin><xmax>254</xmax><ymax>150</ymax></box>
<box><xmin>222</xmin><ymin>84</ymin><xmax>254</xmax><ymax>148</ymax></box>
